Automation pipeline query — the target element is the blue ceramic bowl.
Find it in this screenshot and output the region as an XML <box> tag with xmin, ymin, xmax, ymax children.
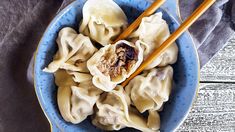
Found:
<box><xmin>34</xmin><ymin>0</ymin><xmax>200</xmax><ymax>131</ymax></box>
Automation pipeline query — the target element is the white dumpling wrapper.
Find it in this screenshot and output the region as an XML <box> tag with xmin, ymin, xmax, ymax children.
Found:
<box><xmin>67</xmin><ymin>71</ymin><xmax>92</xmax><ymax>83</ymax></box>
<box><xmin>129</xmin><ymin>12</ymin><xmax>178</xmax><ymax>69</ymax></box>
<box><xmin>87</xmin><ymin>40</ymin><xmax>143</xmax><ymax>91</ymax></box>
<box><xmin>147</xmin><ymin>110</ymin><xmax>161</xmax><ymax>130</ymax></box>
<box><xmin>43</xmin><ymin>27</ymin><xmax>97</xmax><ymax>73</ymax></box>
<box><xmin>56</xmin><ymin>70</ymin><xmax>102</xmax><ymax>124</ymax></box>
<box><xmin>125</xmin><ymin>66</ymin><xmax>173</xmax><ymax>113</ymax></box>
<box><xmin>79</xmin><ymin>0</ymin><xmax>128</xmax><ymax>46</ymax></box>
<box><xmin>92</xmin><ymin>86</ymin><xmax>157</xmax><ymax>132</ymax></box>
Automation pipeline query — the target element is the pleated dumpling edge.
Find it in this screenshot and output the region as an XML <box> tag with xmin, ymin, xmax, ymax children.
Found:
<box><xmin>43</xmin><ymin>27</ymin><xmax>98</xmax><ymax>73</ymax></box>
<box><xmin>79</xmin><ymin>0</ymin><xmax>128</xmax><ymax>46</ymax></box>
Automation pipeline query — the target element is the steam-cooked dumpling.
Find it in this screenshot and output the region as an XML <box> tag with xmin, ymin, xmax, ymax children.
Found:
<box><xmin>147</xmin><ymin>110</ymin><xmax>161</xmax><ymax>130</ymax></box>
<box><xmin>87</xmin><ymin>40</ymin><xmax>143</xmax><ymax>91</ymax></box>
<box><xmin>43</xmin><ymin>27</ymin><xmax>97</xmax><ymax>73</ymax></box>
<box><xmin>79</xmin><ymin>0</ymin><xmax>128</xmax><ymax>46</ymax></box>
<box><xmin>129</xmin><ymin>12</ymin><xmax>178</xmax><ymax>69</ymax></box>
<box><xmin>67</xmin><ymin>71</ymin><xmax>93</xmax><ymax>83</ymax></box>
<box><xmin>92</xmin><ymin>86</ymin><xmax>157</xmax><ymax>132</ymax></box>
<box><xmin>125</xmin><ymin>66</ymin><xmax>173</xmax><ymax>113</ymax></box>
<box><xmin>56</xmin><ymin>70</ymin><xmax>102</xmax><ymax>124</ymax></box>
<box><xmin>92</xmin><ymin>86</ymin><xmax>130</xmax><ymax>130</ymax></box>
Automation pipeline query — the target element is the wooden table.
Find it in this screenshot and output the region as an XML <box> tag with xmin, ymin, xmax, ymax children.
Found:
<box><xmin>177</xmin><ymin>36</ymin><xmax>235</xmax><ymax>131</ymax></box>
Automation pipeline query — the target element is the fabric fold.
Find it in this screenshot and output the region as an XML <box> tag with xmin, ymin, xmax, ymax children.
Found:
<box><xmin>179</xmin><ymin>0</ymin><xmax>235</xmax><ymax>66</ymax></box>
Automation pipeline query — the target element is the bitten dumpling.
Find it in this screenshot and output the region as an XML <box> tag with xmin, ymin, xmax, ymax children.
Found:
<box><xmin>92</xmin><ymin>86</ymin><xmax>157</xmax><ymax>132</ymax></box>
<box><xmin>129</xmin><ymin>12</ymin><xmax>178</xmax><ymax>69</ymax></box>
<box><xmin>87</xmin><ymin>40</ymin><xmax>143</xmax><ymax>91</ymax></box>
<box><xmin>43</xmin><ymin>27</ymin><xmax>97</xmax><ymax>73</ymax></box>
<box><xmin>125</xmin><ymin>66</ymin><xmax>173</xmax><ymax>113</ymax></box>
<box><xmin>79</xmin><ymin>0</ymin><xmax>128</xmax><ymax>46</ymax></box>
<box><xmin>56</xmin><ymin>70</ymin><xmax>102</xmax><ymax>124</ymax></box>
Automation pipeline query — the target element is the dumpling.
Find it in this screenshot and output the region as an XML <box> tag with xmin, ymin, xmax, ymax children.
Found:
<box><xmin>54</xmin><ymin>69</ymin><xmax>76</xmax><ymax>87</ymax></box>
<box><xmin>79</xmin><ymin>0</ymin><xmax>128</xmax><ymax>46</ymax></box>
<box><xmin>43</xmin><ymin>27</ymin><xmax>97</xmax><ymax>73</ymax></box>
<box><xmin>87</xmin><ymin>40</ymin><xmax>143</xmax><ymax>91</ymax></box>
<box><xmin>125</xmin><ymin>66</ymin><xmax>173</xmax><ymax>113</ymax></box>
<box><xmin>129</xmin><ymin>12</ymin><xmax>178</xmax><ymax>69</ymax></box>
<box><xmin>67</xmin><ymin>71</ymin><xmax>93</xmax><ymax>83</ymax></box>
<box><xmin>92</xmin><ymin>86</ymin><xmax>157</xmax><ymax>132</ymax></box>
<box><xmin>147</xmin><ymin>110</ymin><xmax>161</xmax><ymax>130</ymax></box>
<box><xmin>92</xmin><ymin>86</ymin><xmax>130</xmax><ymax>130</ymax></box>
<box><xmin>56</xmin><ymin>70</ymin><xmax>102</xmax><ymax>124</ymax></box>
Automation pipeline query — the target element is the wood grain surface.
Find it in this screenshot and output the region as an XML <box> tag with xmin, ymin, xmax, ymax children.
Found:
<box><xmin>178</xmin><ymin>35</ymin><xmax>235</xmax><ymax>131</ymax></box>
<box><xmin>200</xmin><ymin>36</ymin><xmax>235</xmax><ymax>82</ymax></box>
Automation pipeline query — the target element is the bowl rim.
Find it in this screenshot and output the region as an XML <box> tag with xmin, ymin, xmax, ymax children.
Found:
<box><xmin>33</xmin><ymin>0</ymin><xmax>200</xmax><ymax>131</ymax></box>
<box><xmin>33</xmin><ymin>1</ymin><xmax>78</xmax><ymax>131</ymax></box>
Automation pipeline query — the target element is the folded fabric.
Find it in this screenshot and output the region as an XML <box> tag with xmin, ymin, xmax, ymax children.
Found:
<box><xmin>0</xmin><ymin>0</ymin><xmax>62</xmax><ymax>131</ymax></box>
<box><xmin>179</xmin><ymin>0</ymin><xmax>235</xmax><ymax>66</ymax></box>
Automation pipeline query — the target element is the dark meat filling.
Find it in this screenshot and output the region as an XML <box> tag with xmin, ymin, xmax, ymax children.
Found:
<box><xmin>97</xmin><ymin>43</ymin><xmax>138</xmax><ymax>79</ymax></box>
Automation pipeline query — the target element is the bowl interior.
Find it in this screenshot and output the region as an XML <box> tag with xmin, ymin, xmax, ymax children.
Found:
<box><xmin>34</xmin><ymin>0</ymin><xmax>199</xmax><ymax>131</ymax></box>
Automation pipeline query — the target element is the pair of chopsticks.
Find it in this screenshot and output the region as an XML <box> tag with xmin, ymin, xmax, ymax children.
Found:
<box><xmin>113</xmin><ymin>0</ymin><xmax>216</xmax><ymax>87</ymax></box>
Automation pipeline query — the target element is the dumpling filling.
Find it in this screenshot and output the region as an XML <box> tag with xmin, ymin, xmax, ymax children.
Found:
<box><xmin>87</xmin><ymin>40</ymin><xmax>143</xmax><ymax>91</ymax></box>
<box><xmin>97</xmin><ymin>43</ymin><xmax>138</xmax><ymax>80</ymax></box>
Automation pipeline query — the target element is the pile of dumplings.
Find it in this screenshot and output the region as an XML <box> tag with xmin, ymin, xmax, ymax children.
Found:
<box><xmin>44</xmin><ymin>0</ymin><xmax>178</xmax><ymax>131</ymax></box>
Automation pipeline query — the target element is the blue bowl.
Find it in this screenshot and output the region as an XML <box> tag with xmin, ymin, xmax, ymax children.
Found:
<box><xmin>34</xmin><ymin>0</ymin><xmax>200</xmax><ymax>131</ymax></box>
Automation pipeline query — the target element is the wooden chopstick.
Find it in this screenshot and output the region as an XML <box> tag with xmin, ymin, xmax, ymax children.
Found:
<box><xmin>113</xmin><ymin>0</ymin><xmax>166</xmax><ymax>43</ymax></box>
<box><xmin>121</xmin><ymin>0</ymin><xmax>216</xmax><ymax>87</ymax></box>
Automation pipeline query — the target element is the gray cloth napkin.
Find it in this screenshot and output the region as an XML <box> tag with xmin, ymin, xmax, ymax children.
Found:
<box><xmin>0</xmin><ymin>0</ymin><xmax>62</xmax><ymax>131</ymax></box>
<box><xmin>0</xmin><ymin>0</ymin><xmax>234</xmax><ymax>131</ymax></box>
<box><xmin>179</xmin><ymin>0</ymin><xmax>235</xmax><ymax>66</ymax></box>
